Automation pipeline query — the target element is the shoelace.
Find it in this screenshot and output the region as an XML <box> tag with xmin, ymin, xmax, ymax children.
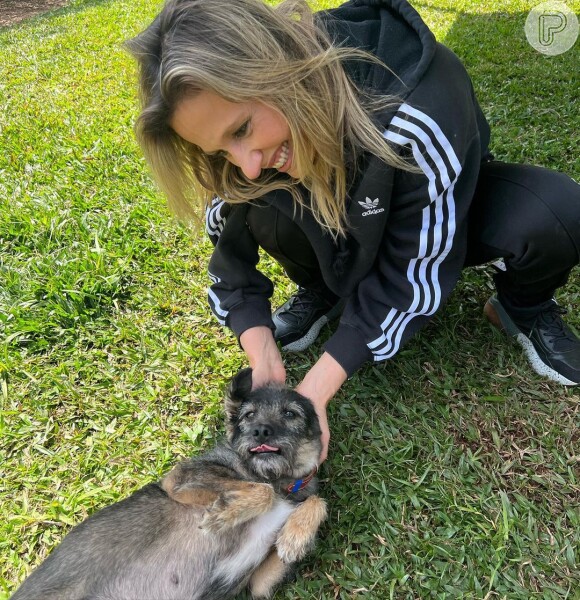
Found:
<box><xmin>288</xmin><ymin>290</ymin><xmax>329</xmax><ymax>314</ymax></box>
<box><xmin>539</xmin><ymin>304</ymin><xmax>579</xmax><ymax>348</ymax></box>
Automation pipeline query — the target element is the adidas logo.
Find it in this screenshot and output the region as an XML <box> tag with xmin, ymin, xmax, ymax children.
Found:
<box><xmin>358</xmin><ymin>197</ymin><xmax>385</xmax><ymax>217</ymax></box>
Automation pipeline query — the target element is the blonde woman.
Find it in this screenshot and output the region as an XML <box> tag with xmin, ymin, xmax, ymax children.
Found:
<box><xmin>127</xmin><ymin>0</ymin><xmax>580</xmax><ymax>461</ymax></box>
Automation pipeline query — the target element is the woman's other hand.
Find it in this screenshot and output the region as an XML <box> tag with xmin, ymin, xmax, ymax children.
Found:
<box><xmin>296</xmin><ymin>352</ymin><xmax>347</xmax><ymax>464</ymax></box>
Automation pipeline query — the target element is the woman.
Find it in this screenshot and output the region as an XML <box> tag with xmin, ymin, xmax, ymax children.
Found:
<box><xmin>126</xmin><ymin>0</ymin><xmax>580</xmax><ymax>462</ymax></box>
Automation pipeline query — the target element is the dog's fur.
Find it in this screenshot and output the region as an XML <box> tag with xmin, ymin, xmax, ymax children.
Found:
<box><xmin>11</xmin><ymin>369</ymin><xmax>326</xmax><ymax>600</ymax></box>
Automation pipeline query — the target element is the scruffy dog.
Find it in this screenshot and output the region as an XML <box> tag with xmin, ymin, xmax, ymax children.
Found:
<box><xmin>12</xmin><ymin>369</ymin><xmax>327</xmax><ymax>600</ymax></box>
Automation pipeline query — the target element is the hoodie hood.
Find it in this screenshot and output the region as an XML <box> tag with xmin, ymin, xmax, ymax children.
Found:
<box><xmin>317</xmin><ymin>0</ymin><xmax>437</xmax><ymax>102</ymax></box>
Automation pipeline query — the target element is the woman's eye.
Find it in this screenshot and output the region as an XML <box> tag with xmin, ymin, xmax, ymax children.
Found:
<box><xmin>233</xmin><ymin>120</ymin><xmax>250</xmax><ymax>139</ymax></box>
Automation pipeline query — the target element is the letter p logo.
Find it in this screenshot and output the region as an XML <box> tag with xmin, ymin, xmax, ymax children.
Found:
<box><xmin>539</xmin><ymin>11</ymin><xmax>567</xmax><ymax>46</ymax></box>
<box><xmin>525</xmin><ymin>2</ymin><xmax>578</xmax><ymax>55</ymax></box>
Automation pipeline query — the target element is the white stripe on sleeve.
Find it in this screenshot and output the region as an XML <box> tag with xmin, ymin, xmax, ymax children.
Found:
<box><xmin>367</xmin><ymin>103</ymin><xmax>460</xmax><ymax>360</ymax></box>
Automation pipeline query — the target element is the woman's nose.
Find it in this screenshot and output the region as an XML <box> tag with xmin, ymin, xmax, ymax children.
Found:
<box><xmin>230</xmin><ymin>147</ymin><xmax>263</xmax><ymax>180</ymax></box>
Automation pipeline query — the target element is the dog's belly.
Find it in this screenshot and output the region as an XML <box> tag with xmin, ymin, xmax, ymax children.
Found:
<box><xmin>211</xmin><ymin>499</ymin><xmax>296</xmax><ymax>588</ymax></box>
<box><xmin>91</xmin><ymin>499</ymin><xmax>296</xmax><ymax>600</ymax></box>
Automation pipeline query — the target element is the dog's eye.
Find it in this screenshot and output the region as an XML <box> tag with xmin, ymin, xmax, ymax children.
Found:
<box><xmin>284</xmin><ymin>410</ymin><xmax>296</xmax><ymax>418</ymax></box>
<box><xmin>244</xmin><ymin>411</ymin><xmax>255</xmax><ymax>420</ymax></box>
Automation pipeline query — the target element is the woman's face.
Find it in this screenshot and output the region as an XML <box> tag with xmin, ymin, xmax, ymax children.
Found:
<box><xmin>170</xmin><ymin>91</ymin><xmax>298</xmax><ymax>180</ymax></box>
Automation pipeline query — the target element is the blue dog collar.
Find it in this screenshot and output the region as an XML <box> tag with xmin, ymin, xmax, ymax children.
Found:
<box><xmin>286</xmin><ymin>467</ymin><xmax>317</xmax><ymax>494</ymax></box>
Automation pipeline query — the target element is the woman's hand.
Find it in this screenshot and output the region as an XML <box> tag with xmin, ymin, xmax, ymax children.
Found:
<box><xmin>295</xmin><ymin>352</ymin><xmax>347</xmax><ymax>464</ymax></box>
<box><xmin>239</xmin><ymin>326</ymin><xmax>286</xmax><ymax>389</ymax></box>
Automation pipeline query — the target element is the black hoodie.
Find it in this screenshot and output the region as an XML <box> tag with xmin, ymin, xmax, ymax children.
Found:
<box><xmin>205</xmin><ymin>0</ymin><xmax>491</xmax><ymax>376</ymax></box>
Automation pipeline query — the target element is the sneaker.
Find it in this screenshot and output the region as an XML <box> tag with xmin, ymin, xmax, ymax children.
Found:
<box><xmin>272</xmin><ymin>288</ymin><xmax>344</xmax><ymax>352</ymax></box>
<box><xmin>484</xmin><ymin>295</ymin><xmax>580</xmax><ymax>386</ymax></box>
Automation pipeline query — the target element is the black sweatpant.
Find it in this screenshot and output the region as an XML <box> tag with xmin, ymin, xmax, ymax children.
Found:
<box><xmin>246</xmin><ymin>161</ymin><xmax>580</xmax><ymax>309</ymax></box>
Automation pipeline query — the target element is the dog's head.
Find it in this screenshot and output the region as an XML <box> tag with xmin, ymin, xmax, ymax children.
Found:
<box><xmin>224</xmin><ymin>368</ymin><xmax>322</xmax><ymax>480</ymax></box>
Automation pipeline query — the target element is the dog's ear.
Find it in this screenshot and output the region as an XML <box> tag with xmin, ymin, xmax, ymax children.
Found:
<box><xmin>224</xmin><ymin>368</ymin><xmax>253</xmax><ymax>430</ymax></box>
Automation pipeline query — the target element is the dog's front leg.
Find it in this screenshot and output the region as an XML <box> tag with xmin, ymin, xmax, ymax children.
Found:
<box><xmin>161</xmin><ymin>466</ymin><xmax>221</xmax><ymax>507</ymax></box>
<box><xmin>276</xmin><ymin>495</ymin><xmax>327</xmax><ymax>564</ymax></box>
<box><xmin>201</xmin><ymin>482</ymin><xmax>275</xmax><ymax>533</ymax></box>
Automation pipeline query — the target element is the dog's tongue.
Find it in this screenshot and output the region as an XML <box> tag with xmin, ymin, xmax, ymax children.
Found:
<box><xmin>250</xmin><ymin>444</ymin><xmax>279</xmax><ymax>453</ymax></box>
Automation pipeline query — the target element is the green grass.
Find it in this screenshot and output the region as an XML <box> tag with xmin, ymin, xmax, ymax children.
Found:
<box><xmin>1</xmin><ymin>0</ymin><xmax>579</xmax><ymax>598</ymax></box>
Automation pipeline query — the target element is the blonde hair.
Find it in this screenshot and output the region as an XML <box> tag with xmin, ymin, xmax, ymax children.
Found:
<box><xmin>126</xmin><ymin>0</ymin><xmax>411</xmax><ymax>237</ymax></box>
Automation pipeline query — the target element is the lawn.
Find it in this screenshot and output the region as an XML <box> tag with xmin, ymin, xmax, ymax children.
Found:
<box><xmin>1</xmin><ymin>0</ymin><xmax>579</xmax><ymax>598</ymax></box>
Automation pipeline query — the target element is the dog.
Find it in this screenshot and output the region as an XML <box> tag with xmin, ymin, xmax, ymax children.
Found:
<box><xmin>11</xmin><ymin>368</ymin><xmax>327</xmax><ymax>600</ymax></box>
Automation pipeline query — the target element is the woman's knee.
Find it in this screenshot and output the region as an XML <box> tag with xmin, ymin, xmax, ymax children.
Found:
<box><xmin>473</xmin><ymin>162</ymin><xmax>580</xmax><ymax>265</ymax></box>
<box><xmin>519</xmin><ymin>168</ymin><xmax>580</xmax><ymax>263</ymax></box>
<box><xmin>246</xmin><ymin>202</ymin><xmax>325</xmax><ymax>289</ymax></box>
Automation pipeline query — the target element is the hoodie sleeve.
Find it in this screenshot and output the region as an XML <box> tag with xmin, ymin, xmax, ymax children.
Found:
<box><xmin>205</xmin><ymin>198</ymin><xmax>275</xmax><ymax>337</ymax></box>
<box><xmin>324</xmin><ymin>44</ymin><xmax>486</xmax><ymax>376</ymax></box>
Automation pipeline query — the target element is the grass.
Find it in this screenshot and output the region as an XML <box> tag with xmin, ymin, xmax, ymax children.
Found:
<box><xmin>1</xmin><ymin>0</ymin><xmax>579</xmax><ymax>598</ymax></box>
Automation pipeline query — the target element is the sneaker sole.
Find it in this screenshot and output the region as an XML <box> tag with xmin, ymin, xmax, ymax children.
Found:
<box><xmin>484</xmin><ymin>297</ymin><xmax>578</xmax><ymax>386</ymax></box>
<box><xmin>280</xmin><ymin>301</ymin><xmax>345</xmax><ymax>353</ymax></box>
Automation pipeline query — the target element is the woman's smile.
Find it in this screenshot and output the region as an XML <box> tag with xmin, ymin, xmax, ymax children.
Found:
<box><xmin>270</xmin><ymin>141</ymin><xmax>292</xmax><ymax>172</ymax></box>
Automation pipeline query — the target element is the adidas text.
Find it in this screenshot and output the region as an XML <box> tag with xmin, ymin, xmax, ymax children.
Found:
<box><xmin>362</xmin><ymin>207</ymin><xmax>385</xmax><ymax>216</ymax></box>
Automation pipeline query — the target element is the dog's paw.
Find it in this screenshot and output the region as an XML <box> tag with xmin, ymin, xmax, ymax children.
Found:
<box><xmin>276</xmin><ymin>496</ymin><xmax>327</xmax><ymax>563</ymax></box>
<box><xmin>200</xmin><ymin>505</ymin><xmax>232</xmax><ymax>533</ymax></box>
<box><xmin>201</xmin><ymin>483</ymin><xmax>275</xmax><ymax>532</ymax></box>
<box><xmin>276</xmin><ymin>531</ymin><xmax>311</xmax><ymax>564</ymax></box>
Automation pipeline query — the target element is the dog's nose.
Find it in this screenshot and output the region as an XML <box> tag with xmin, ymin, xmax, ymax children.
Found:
<box><xmin>252</xmin><ymin>424</ymin><xmax>272</xmax><ymax>440</ymax></box>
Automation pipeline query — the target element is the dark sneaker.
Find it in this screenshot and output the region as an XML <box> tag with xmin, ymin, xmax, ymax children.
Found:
<box><xmin>273</xmin><ymin>288</ymin><xmax>344</xmax><ymax>352</ymax></box>
<box><xmin>484</xmin><ymin>295</ymin><xmax>580</xmax><ymax>386</ymax></box>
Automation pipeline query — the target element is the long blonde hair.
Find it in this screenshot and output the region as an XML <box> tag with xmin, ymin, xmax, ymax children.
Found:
<box><xmin>126</xmin><ymin>0</ymin><xmax>411</xmax><ymax>237</ymax></box>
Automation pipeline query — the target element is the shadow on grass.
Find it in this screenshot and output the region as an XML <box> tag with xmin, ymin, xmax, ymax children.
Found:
<box><xmin>0</xmin><ymin>0</ymin><xmax>118</xmax><ymax>30</ymax></box>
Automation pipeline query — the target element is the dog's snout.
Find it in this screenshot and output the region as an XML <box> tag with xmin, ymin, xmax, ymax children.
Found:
<box><xmin>252</xmin><ymin>424</ymin><xmax>272</xmax><ymax>440</ymax></box>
